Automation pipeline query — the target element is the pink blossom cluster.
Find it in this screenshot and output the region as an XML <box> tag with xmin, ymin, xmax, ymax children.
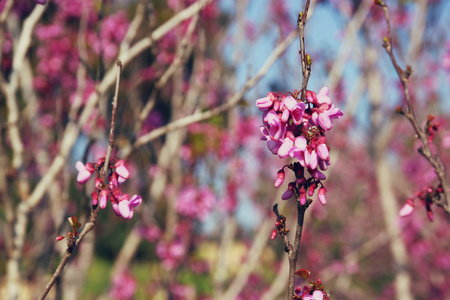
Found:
<box><xmin>109</xmin><ymin>269</ymin><xmax>137</xmax><ymax>300</ymax></box>
<box><xmin>294</xmin><ymin>278</ymin><xmax>329</xmax><ymax>300</ymax></box>
<box><xmin>176</xmin><ymin>186</ymin><xmax>215</xmax><ymax>221</ymax></box>
<box><xmin>88</xmin><ymin>11</ymin><xmax>130</xmax><ymax>61</ymax></box>
<box><xmin>156</xmin><ymin>240</ymin><xmax>186</xmax><ymax>270</ymax></box>
<box><xmin>76</xmin><ymin>157</ymin><xmax>142</xmax><ymax>219</ymax></box>
<box><xmin>256</xmin><ymin>87</ymin><xmax>343</xmax><ymax>205</ymax></box>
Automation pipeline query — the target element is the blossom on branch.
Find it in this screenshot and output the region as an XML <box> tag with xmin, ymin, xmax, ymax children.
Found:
<box><xmin>75</xmin><ymin>158</ymin><xmax>142</xmax><ymax>219</ymax></box>
<box><xmin>256</xmin><ymin>88</ymin><xmax>342</xmax><ymax>205</ymax></box>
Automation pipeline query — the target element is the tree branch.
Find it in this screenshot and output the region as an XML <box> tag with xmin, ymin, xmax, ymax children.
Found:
<box><xmin>377</xmin><ymin>0</ymin><xmax>450</xmax><ymax>215</ymax></box>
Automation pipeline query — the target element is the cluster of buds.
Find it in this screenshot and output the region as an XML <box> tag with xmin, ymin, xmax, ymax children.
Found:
<box><xmin>425</xmin><ymin>115</ymin><xmax>439</xmax><ymax>143</ymax></box>
<box><xmin>294</xmin><ymin>269</ymin><xmax>329</xmax><ymax>300</ymax></box>
<box><xmin>270</xmin><ymin>214</ymin><xmax>288</xmax><ymax>240</ymax></box>
<box><xmin>399</xmin><ymin>184</ymin><xmax>443</xmax><ymax>222</ymax></box>
<box><xmin>256</xmin><ymin>87</ymin><xmax>343</xmax><ymax>205</ymax></box>
<box><xmin>76</xmin><ymin>157</ymin><xmax>142</xmax><ymax>219</ymax></box>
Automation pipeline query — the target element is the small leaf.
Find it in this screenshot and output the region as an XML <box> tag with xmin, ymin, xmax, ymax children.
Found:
<box><xmin>295</xmin><ymin>268</ymin><xmax>311</xmax><ymax>279</ymax></box>
<box><xmin>68</xmin><ymin>217</ymin><xmax>81</xmax><ymax>232</ymax></box>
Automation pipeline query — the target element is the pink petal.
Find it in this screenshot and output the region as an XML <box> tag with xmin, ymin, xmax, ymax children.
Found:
<box><xmin>267</xmin><ymin>140</ymin><xmax>282</xmax><ymax>155</ymax></box>
<box><xmin>277</xmin><ymin>139</ymin><xmax>294</xmax><ymax>158</ymax></box>
<box><xmin>318</xmin><ymin>187</ymin><xmax>327</xmax><ymax>205</ymax></box>
<box><xmin>281</xmin><ymin>109</ymin><xmax>290</xmax><ymax>123</ymax></box>
<box><xmin>317</xmin><ymin>143</ymin><xmax>329</xmax><ymax>161</ymax></box>
<box><xmin>75</xmin><ymin>161</ymin><xmax>85</xmax><ymax>172</ymax></box>
<box><xmin>317</xmin><ymin>87</ymin><xmax>331</xmax><ymax>105</ymax></box>
<box><xmin>305</xmin><ymin>150</ymin><xmax>318</xmax><ymax>170</ymax></box>
<box><xmin>256</xmin><ymin>96</ymin><xmax>273</xmax><ymax>110</ymax></box>
<box><xmin>399</xmin><ymin>203</ymin><xmax>414</xmax><ymax>217</ymax></box>
<box><xmin>115</xmin><ymin>165</ymin><xmax>130</xmax><ymax>179</ymax></box>
<box><xmin>283</xmin><ymin>96</ymin><xmax>298</xmax><ymax>111</ymax></box>
<box><xmin>99</xmin><ymin>195</ymin><xmax>107</xmax><ymax>209</ymax></box>
<box><xmin>319</xmin><ymin>113</ymin><xmax>332</xmax><ymax>131</ymax></box>
<box><xmin>274</xmin><ymin>170</ymin><xmax>285</xmax><ymax>188</ymax></box>
<box><xmin>119</xmin><ymin>200</ymin><xmax>131</xmax><ymax>219</ymax></box>
<box><xmin>112</xmin><ymin>203</ymin><xmax>121</xmax><ymax>216</ymax></box>
<box><xmin>129</xmin><ymin>195</ymin><xmax>142</xmax><ymax>207</ymax></box>
<box><xmin>294</xmin><ymin>136</ymin><xmax>307</xmax><ymax>150</ymax></box>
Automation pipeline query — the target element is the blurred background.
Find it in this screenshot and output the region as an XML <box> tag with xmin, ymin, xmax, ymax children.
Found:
<box><xmin>1</xmin><ymin>0</ymin><xmax>450</xmax><ymax>299</ymax></box>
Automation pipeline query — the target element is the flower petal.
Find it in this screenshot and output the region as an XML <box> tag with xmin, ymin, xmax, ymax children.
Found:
<box><xmin>119</xmin><ymin>200</ymin><xmax>131</xmax><ymax>219</ymax></box>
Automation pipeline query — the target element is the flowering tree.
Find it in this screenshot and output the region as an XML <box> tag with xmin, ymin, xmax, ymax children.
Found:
<box><xmin>1</xmin><ymin>0</ymin><xmax>450</xmax><ymax>300</ymax></box>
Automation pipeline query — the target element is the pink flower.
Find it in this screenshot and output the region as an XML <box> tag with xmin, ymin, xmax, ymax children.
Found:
<box><xmin>99</xmin><ymin>189</ymin><xmax>109</xmax><ymax>209</ymax></box>
<box><xmin>284</xmin><ymin>96</ymin><xmax>306</xmax><ymax>125</ymax></box>
<box><xmin>299</xmin><ymin>187</ymin><xmax>307</xmax><ymax>205</ymax></box>
<box><xmin>109</xmin><ymin>270</ymin><xmax>137</xmax><ymax>300</ymax></box>
<box><xmin>278</xmin><ymin>138</ymin><xmax>294</xmax><ymax>158</ymax></box>
<box><xmin>115</xmin><ymin>194</ymin><xmax>142</xmax><ymax>219</ymax></box>
<box><xmin>318</xmin><ymin>187</ymin><xmax>327</xmax><ymax>205</ymax></box>
<box><xmin>303</xmin><ymin>290</ymin><xmax>324</xmax><ymax>300</ymax></box>
<box><xmin>34</xmin><ymin>0</ymin><xmax>47</xmax><ymax>5</ymax></box>
<box><xmin>115</xmin><ymin>160</ymin><xmax>130</xmax><ymax>182</ymax></box>
<box><xmin>317</xmin><ymin>87</ymin><xmax>332</xmax><ymax>105</ymax></box>
<box><xmin>312</xmin><ymin>104</ymin><xmax>343</xmax><ymax>131</ymax></box>
<box><xmin>256</xmin><ymin>95</ymin><xmax>273</xmax><ymax>110</ymax></box>
<box><xmin>290</xmin><ymin>136</ymin><xmax>307</xmax><ymax>161</ymax></box>
<box><xmin>75</xmin><ymin>161</ymin><xmax>95</xmax><ymax>184</ymax></box>
<box><xmin>274</xmin><ymin>170</ymin><xmax>285</xmax><ymax>188</ymax></box>
<box><xmin>267</xmin><ymin>113</ymin><xmax>286</xmax><ymax>141</ymax></box>
<box><xmin>176</xmin><ymin>186</ymin><xmax>215</xmax><ymax>220</ymax></box>
<box><xmin>316</xmin><ymin>143</ymin><xmax>329</xmax><ymax>161</ymax></box>
<box><xmin>91</xmin><ymin>191</ymin><xmax>99</xmax><ymax>206</ymax></box>
<box><xmin>399</xmin><ymin>199</ymin><xmax>414</xmax><ymax>217</ymax></box>
<box><xmin>305</xmin><ymin>149</ymin><xmax>318</xmax><ymax>170</ymax></box>
<box><xmin>267</xmin><ymin>140</ymin><xmax>283</xmax><ymax>155</ymax></box>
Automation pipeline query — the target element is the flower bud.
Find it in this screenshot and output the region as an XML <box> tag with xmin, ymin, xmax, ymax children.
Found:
<box><xmin>274</xmin><ymin>170</ymin><xmax>285</xmax><ymax>188</ymax></box>
<box><xmin>91</xmin><ymin>191</ymin><xmax>98</xmax><ymax>206</ymax></box>
<box><xmin>115</xmin><ymin>160</ymin><xmax>130</xmax><ymax>180</ymax></box>
<box><xmin>99</xmin><ymin>189</ymin><xmax>109</xmax><ymax>209</ymax></box>
<box><xmin>270</xmin><ymin>229</ymin><xmax>277</xmax><ymax>240</ymax></box>
<box><xmin>308</xmin><ymin>183</ymin><xmax>316</xmax><ymax>197</ymax></box>
<box><xmin>282</xmin><ymin>182</ymin><xmax>295</xmax><ymax>200</ymax></box>
<box><xmin>399</xmin><ymin>198</ymin><xmax>414</xmax><ymax>217</ymax></box>
<box><xmin>318</xmin><ymin>187</ymin><xmax>327</xmax><ymax>205</ymax></box>
<box><xmin>299</xmin><ymin>187</ymin><xmax>307</xmax><ymax>205</ymax></box>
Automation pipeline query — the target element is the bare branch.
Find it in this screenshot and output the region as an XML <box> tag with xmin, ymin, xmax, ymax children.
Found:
<box><xmin>377</xmin><ymin>0</ymin><xmax>450</xmax><ymax>215</ymax></box>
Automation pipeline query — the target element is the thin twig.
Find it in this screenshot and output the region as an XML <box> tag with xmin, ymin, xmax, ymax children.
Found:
<box><xmin>377</xmin><ymin>0</ymin><xmax>450</xmax><ymax>215</ymax></box>
<box><xmin>298</xmin><ymin>0</ymin><xmax>311</xmax><ymax>102</ymax></box>
<box><xmin>102</xmin><ymin>60</ymin><xmax>122</xmax><ymax>178</ymax></box>
<box><xmin>287</xmin><ymin>200</ymin><xmax>310</xmax><ymax>300</ymax></box>
<box><xmin>285</xmin><ymin>2</ymin><xmax>312</xmax><ymax>299</ymax></box>
<box><xmin>38</xmin><ymin>61</ymin><xmax>123</xmax><ymax>300</ymax></box>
